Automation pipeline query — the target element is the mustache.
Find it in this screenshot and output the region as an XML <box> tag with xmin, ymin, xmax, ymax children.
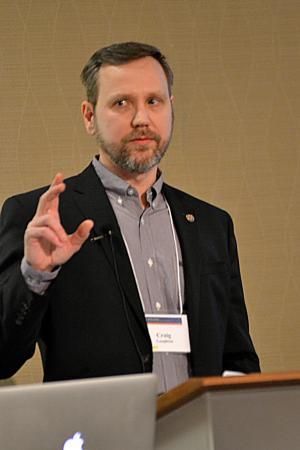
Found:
<box><xmin>122</xmin><ymin>130</ymin><xmax>161</xmax><ymax>144</ymax></box>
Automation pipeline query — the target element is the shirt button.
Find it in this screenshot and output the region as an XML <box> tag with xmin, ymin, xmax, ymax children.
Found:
<box><xmin>127</xmin><ymin>188</ymin><xmax>134</xmax><ymax>196</ymax></box>
<box><xmin>117</xmin><ymin>196</ymin><xmax>123</xmax><ymax>205</ymax></box>
<box><xmin>141</xmin><ymin>217</ymin><xmax>145</xmax><ymax>225</ymax></box>
<box><xmin>148</xmin><ymin>258</ymin><xmax>153</xmax><ymax>267</ymax></box>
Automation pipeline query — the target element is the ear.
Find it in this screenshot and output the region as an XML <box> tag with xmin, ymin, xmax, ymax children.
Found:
<box><xmin>82</xmin><ymin>101</ymin><xmax>96</xmax><ymax>135</ymax></box>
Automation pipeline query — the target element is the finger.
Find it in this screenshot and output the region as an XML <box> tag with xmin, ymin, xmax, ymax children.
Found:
<box><xmin>25</xmin><ymin>226</ymin><xmax>65</xmax><ymax>248</ymax></box>
<box><xmin>69</xmin><ymin>220</ymin><xmax>94</xmax><ymax>247</ymax></box>
<box><xmin>36</xmin><ymin>173</ymin><xmax>65</xmax><ymax>216</ymax></box>
<box><xmin>43</xmin><ymin>173</ymin><xmax>66</xmax><ymax>205</ymax></box>
<box><xmin>50</xmin><ymin>173</ymin><xmax>64</xmax><ymax>187</ymax></box>
<box><xmin>28</xmin><ymin>215</ymin><xmax>68</xmax><ymax>243</ymax></box>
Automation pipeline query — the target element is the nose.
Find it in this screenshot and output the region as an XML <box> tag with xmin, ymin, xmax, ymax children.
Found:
<box><xmin>131</xmin><ymin>104</ymin><xmax>150</xmax><ymax>128</ymax></box>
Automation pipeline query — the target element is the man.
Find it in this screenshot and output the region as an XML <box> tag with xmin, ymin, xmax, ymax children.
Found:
<box><xmin>0</xmin><ymin>42</ymin><xmax>260</xmax><ymax>392</ymax></box>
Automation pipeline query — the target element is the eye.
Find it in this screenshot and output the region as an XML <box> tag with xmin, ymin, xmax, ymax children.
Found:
<box><xmin>148</xmin><ymin>97</ymin><xmax>160</xmax><ymax>105</ymax></box>
<box><xmin>114</xmin><ymin>99</ymin><xmax>127</xmax><ymax>107</ymax></box>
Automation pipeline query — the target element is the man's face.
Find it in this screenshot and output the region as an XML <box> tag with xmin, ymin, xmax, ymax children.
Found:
<box><xmin>84</xmin><ymin>56</ymin><xmax>173</xmax><ymax>174</ymax></box>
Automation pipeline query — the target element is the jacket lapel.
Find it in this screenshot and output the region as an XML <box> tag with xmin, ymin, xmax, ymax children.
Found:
<box><xmin>162</xmin><ymin>183</ymin><xmax>204</xmax><ymax>367</ymax></box>
<box><xmin>67</xmin><ymin>163</ymin><xmax>147</xmax><ymax>331</ymax></box>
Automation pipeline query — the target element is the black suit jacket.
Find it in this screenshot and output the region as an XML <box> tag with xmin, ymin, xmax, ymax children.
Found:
<box><xmin>0</xmin><ymin>163</ymin><xmax>260</xmax><ymax>381</ymax></box>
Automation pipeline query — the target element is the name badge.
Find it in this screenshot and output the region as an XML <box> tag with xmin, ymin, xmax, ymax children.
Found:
<box><xmin>145</xmin><ymin>314</ymin><xmax>191</xmax><ymax>353</ymax></box>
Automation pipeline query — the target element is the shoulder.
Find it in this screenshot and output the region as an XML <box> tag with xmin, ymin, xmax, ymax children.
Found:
<box><xmin>1</xmin><ymin>164</ymin><xmax>93</xmax><ymax>214</ymax></box>
<box><xmin>163</xmin><ymin>183</ymin><xmax>232</xmax><ymax>223</ymax></box>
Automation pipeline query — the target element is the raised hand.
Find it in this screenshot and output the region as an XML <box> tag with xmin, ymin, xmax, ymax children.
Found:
<box><xmin>24</xmin><ymin>173</ymin><xmax>94</xmax><ymax>272</ymax></box>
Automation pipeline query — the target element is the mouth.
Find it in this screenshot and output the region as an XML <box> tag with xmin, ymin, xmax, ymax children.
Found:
<box><xmin>129</xmin><ymin>137</ymin><xmax>155</xmax><ymax>143</ymax></box>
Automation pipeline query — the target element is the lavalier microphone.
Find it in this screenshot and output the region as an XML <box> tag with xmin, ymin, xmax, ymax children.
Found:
<box><xmin>90</xmin><ymin>230</ymin><xmax>112</xmax><ymax>242</ymax></box>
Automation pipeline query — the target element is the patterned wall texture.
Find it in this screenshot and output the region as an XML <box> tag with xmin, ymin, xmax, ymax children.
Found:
<box><xmin>0</xmin><ymin>0</ymin><xmax>299</xmax><ymax>385</ymax></box>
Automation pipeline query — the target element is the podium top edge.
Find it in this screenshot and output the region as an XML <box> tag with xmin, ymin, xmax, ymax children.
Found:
<box><xmin>157</xmin><ymin>371</ymin><xmax>300</xmax><ymax>419</ymax></box>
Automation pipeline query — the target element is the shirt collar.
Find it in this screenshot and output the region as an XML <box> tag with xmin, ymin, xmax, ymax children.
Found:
<box><xmin>92</xmin><ymin>155</ymin><xmax>164</xmax><ymax>201</ymax></box>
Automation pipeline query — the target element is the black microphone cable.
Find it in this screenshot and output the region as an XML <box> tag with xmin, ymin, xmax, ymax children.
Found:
<box><xmin>92</xmin><ymin>229</ymin><xmax>147</xmax><ymax>373</ymax></box>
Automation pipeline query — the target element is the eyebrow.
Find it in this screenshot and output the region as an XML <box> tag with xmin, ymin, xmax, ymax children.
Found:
<box><xmin>107</xmin><ymin>91</ymin><xmax>169</xmax><ymax>103</ymax></box>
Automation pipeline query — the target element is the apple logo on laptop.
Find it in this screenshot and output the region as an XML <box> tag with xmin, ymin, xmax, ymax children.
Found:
<box><xmin>63</xmin><ymin>432</ymin><xmax>85</xmax><ymax>450</ymax></box>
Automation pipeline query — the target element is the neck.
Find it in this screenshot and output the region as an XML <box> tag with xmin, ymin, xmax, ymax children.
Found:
<box><xmin>99</xmin><ymin>153</ymin><xmax>158</xmax><ymax>209</ymax></box>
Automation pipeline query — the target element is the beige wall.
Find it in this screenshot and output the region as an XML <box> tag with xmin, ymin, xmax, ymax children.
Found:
<box><xmin>0</xmin><ymin>0</ymin><xmax>299</xmax><ymax>385</ymax></box>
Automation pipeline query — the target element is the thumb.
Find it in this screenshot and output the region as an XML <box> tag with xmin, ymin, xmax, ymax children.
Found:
<box><xmin>70</xmin><ymin>219</ymin><xmax>94</xmax><ymax>247</ymax></box>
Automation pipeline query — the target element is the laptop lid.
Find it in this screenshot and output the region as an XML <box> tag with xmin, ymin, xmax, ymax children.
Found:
<box><xmin>0</xmin><ymin>373</ymin><xmax>157</xmax><ymax>450</ymax></box>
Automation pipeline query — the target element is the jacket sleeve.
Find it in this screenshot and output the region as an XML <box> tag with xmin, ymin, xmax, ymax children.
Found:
<box><xmin>0</xmin><ymin>196</ymin><xmax>49</xmax><ymax>379</ymax></box>
<box><xmin>222</xmin><ymin>213</ymin><xmax>260</xmax><ymax>373</ymax></box>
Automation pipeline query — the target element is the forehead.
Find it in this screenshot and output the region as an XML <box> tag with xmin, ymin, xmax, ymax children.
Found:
<box><xmin>97</xmin><ymin>56</ymin><xmax>169</xmax><ymax>99</ymax></box>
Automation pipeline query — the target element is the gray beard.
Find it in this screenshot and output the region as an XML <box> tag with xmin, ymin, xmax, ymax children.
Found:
<box><xmin>95</xmin><ymin>131</ymin><xmax>171</xmax><ymax>174</ymax></box>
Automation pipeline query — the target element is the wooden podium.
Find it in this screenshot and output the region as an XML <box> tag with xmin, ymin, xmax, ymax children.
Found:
<box><xmin>156</xmin><ymin>372</ymin><xmax>300</xmax><ymax>450</ymax></box>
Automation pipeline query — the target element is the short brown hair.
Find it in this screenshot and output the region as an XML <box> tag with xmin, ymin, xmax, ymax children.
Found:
<box><xmin>80</xmin><ymin>42</ymin><xmax>173</xmax><ymax>106</ymax></box>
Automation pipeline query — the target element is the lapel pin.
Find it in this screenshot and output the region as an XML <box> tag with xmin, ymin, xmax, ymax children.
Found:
<box><xmin>185</xmin><ymin>213</ymin><xmax>195</xmax><ymax>223</ymax></box>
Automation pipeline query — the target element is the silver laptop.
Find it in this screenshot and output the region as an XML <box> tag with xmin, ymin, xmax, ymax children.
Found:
<box><xmin>0</xmin><ymin>373</ymin><xmax>157</xmax><ymax>450</ymax></box>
